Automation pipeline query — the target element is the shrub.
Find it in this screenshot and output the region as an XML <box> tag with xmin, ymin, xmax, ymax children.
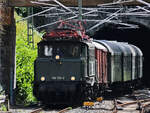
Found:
<box><xmin>15</xmin><ymin>12</ymin><xmax>41</xmax><ymax>105</ymax></box>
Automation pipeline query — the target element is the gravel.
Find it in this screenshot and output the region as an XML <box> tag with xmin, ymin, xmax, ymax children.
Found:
<box><xmin>66</xmin><ymin>100</ymin><xmax>114</xmax><ymax>113</ymax></box>
<box><xmin>10</xmin><ymin>88</ymin><xmax>150</xmax><ymax>113</ymax></box>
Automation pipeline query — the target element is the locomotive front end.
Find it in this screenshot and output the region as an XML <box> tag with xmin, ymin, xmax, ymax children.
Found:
<box><xmin>33</xmin><ymin>29</ymin><xmax>88</xmax><ymax>105</ymax></box>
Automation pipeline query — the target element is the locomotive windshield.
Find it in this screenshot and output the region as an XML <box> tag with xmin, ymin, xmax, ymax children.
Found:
<box><xmin>38</xmin><ymin>42</ymin><xmax>84</xmax><ymax>59</ymax></box>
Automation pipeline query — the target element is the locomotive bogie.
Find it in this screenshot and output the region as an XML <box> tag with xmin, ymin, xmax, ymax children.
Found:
<box><xmin>33</xmin><ymin>81</ymin><xmax>84</xmax><ymax>105</ymax></box>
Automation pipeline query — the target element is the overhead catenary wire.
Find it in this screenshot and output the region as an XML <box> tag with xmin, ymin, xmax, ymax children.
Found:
<box><xmin>30</xmin><ymin>1</ymin><xmax>59</xmax><ymax>7</ymax></box>
<box><xmin>53</xmin><ymin>0</ymin><xmax>77</xmax><ymax>15</ymax></box>
<box><xmin>17</xmin><ymin>0</ymin><xmax>150</xmax><ymax>32</ymax></box>
<box><xmin>136</xmin><ymin>6</ymin><xmax>150</xmax><ymax>12</ymax></box>
<box><xmin>136</xmin><ymin>0</ymin><xmax>150</xmax><ymax>7</ymax></box>
<box><xmin>87</xmin><ymin>8</ymin><xmax>123</xmax><ymax>32</ymax></box>
<box><xmin>17</xmin><ymin>0</ymin><xmax>77</xmax><ymax>22</ymax></box>
<box><xmin>34</xmin><ymin>0</ymin><xmax>77</xmax><ymax>15</ymax></box>
<box><xmin>35</xmin><ymin>9</ymin><xmax>96</xmax><ymax>29</ymax></box>
<box><xmin>16</xmin><ymin>7</ymin><xmax>56</xmax><ymax>22</ymax></box>
<box><xmin>97</xmin><ymin>0</ymin><xmax>135</xmax><ymax>7</ymax></box>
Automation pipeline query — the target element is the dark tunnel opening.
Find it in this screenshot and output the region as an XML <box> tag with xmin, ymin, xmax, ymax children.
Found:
<box><xmin>92</xmin><ymin>23</ymin><xmax>150</xmax><ymax>87</ymax></box>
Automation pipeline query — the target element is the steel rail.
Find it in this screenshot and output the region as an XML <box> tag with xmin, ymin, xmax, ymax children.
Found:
<box><xmin>112</xmin><ymin>98</ymin><xmax>150</xmax><ymax>113</ymax></box>
<box><xmin>30</xmin><ymin>108</ymin><xmax>43</xmax><ymax>113</ymax></box>
<box><xmin>58</xmin><ymin>107</ymin><xmax>72</xmax><ymax>113</ymax></box>
<box><xmin>118</xmin><ymin>98</ymin><xmax>150</xmax><ymax>107</ymax></box>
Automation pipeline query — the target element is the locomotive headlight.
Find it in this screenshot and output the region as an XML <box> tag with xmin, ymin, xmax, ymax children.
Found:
<box><xmin>71</xmin><ymin>76</ymin><xmax>75</xmax><ymax>81</ymax></box>
<box><xmin>55</xmin><ymin>55</ymin><xmax>60</xmax><ymax>60</ymax></box>
<box><xmin>41</xmin><ymin>76</ymin><xmax>45</xmax><ymax>81</ymax></box>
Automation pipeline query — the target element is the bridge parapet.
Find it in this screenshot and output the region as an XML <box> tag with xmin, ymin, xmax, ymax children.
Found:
<box><xmin>7</xmin><ymin>0</ymin><xmax>150</xmax><ymax>7</ymax></box>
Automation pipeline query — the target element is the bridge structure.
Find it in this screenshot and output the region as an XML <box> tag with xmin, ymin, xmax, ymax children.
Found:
<box><xmin>6</xmin><ymin>0</ymin><xmax>150</xmax><ymax>7</ymax></box>
<box><xmin>15</xmin><ymin>0</ymin><xmax>150</xmax><ymax>39</ymax></box>
<box><xmin>0</xmin><ymin>0</ymin><xmax>150</xmax><ymax>105</ymax></box>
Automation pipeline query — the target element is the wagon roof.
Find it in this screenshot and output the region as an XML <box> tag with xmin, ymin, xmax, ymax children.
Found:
<box><xmin>94</xmin><ymin>40</ymin><xmax>142</xmax><ymax>56</ymax></box>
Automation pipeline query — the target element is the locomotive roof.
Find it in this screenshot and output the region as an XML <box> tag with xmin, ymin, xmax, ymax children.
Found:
<box><xmin>42</xmin><ymin>29</ymin><xmax>89</xmax><ymax>41</ymax></box>
<box><xmin>38</xmin><ymin>39</ymin><xmax>87</xmax><ymax>45</ymax></box>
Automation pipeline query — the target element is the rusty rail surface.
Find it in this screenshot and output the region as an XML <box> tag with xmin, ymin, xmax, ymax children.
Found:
<box><xmin>58</xmin><ymin>107</ymin><xmax>72</xmax><ymax>113</ymax></box>
<box><xmin>112</xmin><ymin>98</ymin><xmax>150</xmax><ymax>113</ymax></box>
<box><xmin>30</xmin><ymin>108</ymin><xmax>43</xmax><ymax>113</ymax></box>
<box><xmin>119</xmin><ymin>99</ymin><xmax>150</xmax><ymax>107</ymax></box>
<box><xmin>140</xmin><ymin>102</ymin><xmax>150</xmax><ymax>113</ymax></box>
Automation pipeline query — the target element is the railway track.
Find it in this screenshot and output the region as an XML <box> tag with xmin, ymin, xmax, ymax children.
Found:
<box><xmin>9</xmin><ymin>88</ymin><xmax>150</xmax><ymax>113</ymax></box>
<box><xmin>112</xmin><ymin>89</ymin><xmax>150</xmax><ymax>113</ymax></box>
<box><xmin>30</xmin><ymin>108</ymin><xmax>43</xmax><ymax>113</ymax></box>
<box><xmin>29</xmin><ymin>106</ymin><xmax>72</xmax><ymax>113</ymax></box>
<box><xmin>58</xmin><ymin>107</ymin><xmax>72</xmax><ymax>113</ymax></box>
<box><xmin>112</xmin><ymin>98</ymin><xmax>150</xmax><ymax>113</ymax></box>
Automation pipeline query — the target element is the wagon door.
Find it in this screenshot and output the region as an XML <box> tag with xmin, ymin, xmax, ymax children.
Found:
<box><xmin>102</xmin><ymin>51</ymin><xmax>107</xmax><ymax>84</ymax></box>
<box><xmin>95</xmin><ymin>49</ymin><xmax>102</xmax><ymax>83</ymax></box>
<box><xmin>95</xmin><ymin>49</ymin><xmax>107</xmax><ymax>84</ymax></box>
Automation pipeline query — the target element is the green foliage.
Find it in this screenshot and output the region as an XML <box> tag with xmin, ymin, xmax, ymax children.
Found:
<box><xmin>0</xmin><ymin>104</ymin><xmax>7</xmax><ymax>111</ymax></box>
<box><xmin>15</xmin><ymin>7</ymin><xmax>28</xmax><ymax>17</ymax></box>
<box><xmin>16</xmin><ymin>44</ymin><xmax>36</xmax><ymax>105</ymax></box>
<box><xmin>15</xmin><ymin>12</ymin><xmax>41</xmax><ymax>105</ymax></box>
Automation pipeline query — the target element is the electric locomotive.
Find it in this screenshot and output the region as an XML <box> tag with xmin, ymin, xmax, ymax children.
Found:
<box><xmin>33</xmin><ymin>28</ymin><xmax>143</xmax><ymax>105</ymax></box>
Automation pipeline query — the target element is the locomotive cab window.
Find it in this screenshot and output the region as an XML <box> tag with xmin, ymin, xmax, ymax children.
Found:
<box><xmin>44</xmin><ymin>45</ymin><xmax>53</xmax><ymax>56</ymax></box>
<box><xmin>38</xmin><ymin>42</ymin><xmax>86</xmax><ymax>59</ymax></box>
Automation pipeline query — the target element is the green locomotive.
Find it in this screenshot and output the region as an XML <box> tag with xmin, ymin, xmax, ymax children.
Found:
<box><xmin>33</xmin><ymin>29</ymin><xmax>143</xmax><ymax>105</ymax></box>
